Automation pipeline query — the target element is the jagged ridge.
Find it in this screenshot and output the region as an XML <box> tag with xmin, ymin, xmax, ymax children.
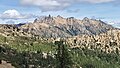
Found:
<box><xmin>19</xmin><ymin>15</ymin><xmax>115</xmax><ymax>38</ymax></box>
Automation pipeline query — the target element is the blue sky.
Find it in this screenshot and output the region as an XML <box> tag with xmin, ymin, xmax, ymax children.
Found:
<box><xmin>0</xmin><ymin>0</ymin><xmax>120</xmax><ymax>28</ymax></box>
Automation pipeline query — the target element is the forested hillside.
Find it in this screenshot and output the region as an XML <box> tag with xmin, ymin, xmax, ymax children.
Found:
<box><xmin>0</xmin><ymin>34</ymin><xmax>120</xmax><ymax>68</ymax></box>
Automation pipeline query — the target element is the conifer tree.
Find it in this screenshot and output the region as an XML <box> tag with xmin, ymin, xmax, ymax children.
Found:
<box><xmin>55</xmin><ymin>40</ymin><xmax>73</xmax><ymax>68</ymax></box>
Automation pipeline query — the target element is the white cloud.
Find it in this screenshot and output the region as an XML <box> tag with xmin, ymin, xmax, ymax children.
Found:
<box><xmin>21</xmin><ymin>0</ymin><xmax>60</xmax><ymax>6</ymax></box>
<box><xmin>67</xmin><ymin>9</ymin><xmax>80</xmax><ymax>13</ymax></box>
<box><xmin>0</xmin><ymin>9</ymin><xmax>32</xmax><ymax>19</ymax></box>
<box><xmin>21</xmin><ymin>0</ymin><xmax>115</xmax><ymax>11</ymax></box>
<box><xmin>106</xmin><ymin>21</ymin><xmax>120</xmax><ymax>28</ymax></box>
<box><xmin>21</xmin><ymin>0</ymin><xmax>70</xmax><ymax>12</ymax></box>
<box><xmin>107</xmin><ymin>22</ymin><xmax>115</xmax><ymax>25</ymax></box>
<box><xmin>6</xmin><ymin>20</ymin><xmax>15</xmax><ymax>24</ymax></box>
<box><xmin>80</xmin><ymin>0</ymin><xmax>115</xmax><ymax>3</ymax></box>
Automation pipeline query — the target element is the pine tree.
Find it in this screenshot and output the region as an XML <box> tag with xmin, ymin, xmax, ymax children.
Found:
<box><xmin>55</xmin><ymin>40</ymin><xmax>73</xmax><ymax>68</ymax></box>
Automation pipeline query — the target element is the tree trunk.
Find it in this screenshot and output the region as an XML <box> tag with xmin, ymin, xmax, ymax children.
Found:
<box><xmin>0</xmin><ymin>60</ymin><xmax>2</xmax><ymax>64</ymax></box>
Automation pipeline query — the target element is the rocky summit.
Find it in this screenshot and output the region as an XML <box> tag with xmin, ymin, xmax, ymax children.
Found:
<box><xmin>19</xmin><ymin>15</ymin><xmax>115</xmax><ymax>38</ymax></box>
<box><xmin>0</xmin><ymin>15</ymin><xmax>117</xmax><ymax>38</ymax></box>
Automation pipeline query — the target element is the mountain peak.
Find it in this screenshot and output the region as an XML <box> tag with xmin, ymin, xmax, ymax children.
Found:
<box><xmin>48</xmin><ymin>14</ymin><xmax>52</xmax><ymax>18</ymax></box>
<box><xmin>19</xmin><ymin>15</ymin><xmax>115</xmax><ymax>37</ymax></box>
<box><xmin>67</xmin><ymin>17</ymin><xmax>75</xmax><ymax>19</ymax></box>
<box><xmin>57</xmin><ymin>15</ymin><xmax>63</xmax><ymax>18</ymax></box>
<box><xmin>83</xmin><ymin>17</ymin><xmax>89</xmax><ymax>21</ymax></box>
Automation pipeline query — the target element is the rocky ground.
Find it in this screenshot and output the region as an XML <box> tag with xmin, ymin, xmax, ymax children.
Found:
<box><xmin>0</xmin><ymin>60</ymin><xmax>14</xmax><ymax>68</ymax></box>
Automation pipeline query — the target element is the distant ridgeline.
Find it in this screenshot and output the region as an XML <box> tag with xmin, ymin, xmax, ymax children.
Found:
<box><xmin>0</xmin><ymin>15</ymin><xmax>118</xmax><ymax>38</ymax></box>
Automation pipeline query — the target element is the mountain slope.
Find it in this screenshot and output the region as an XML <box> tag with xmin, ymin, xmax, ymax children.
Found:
<box><xmin>19</xmin><ymin>15</ymin><xmax>114</xmax><ymax>38</ymax></box>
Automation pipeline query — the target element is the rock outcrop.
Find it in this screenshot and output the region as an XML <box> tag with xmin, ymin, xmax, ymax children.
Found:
<box><xmin>19</xmin><ymin>15</ymin><xmax>115</xmax><ymax>38</ymax></box>
<box><xmin>64</xmin><ymin>29</ymin><xmax>120</xmax><ymax>54</ymax></box>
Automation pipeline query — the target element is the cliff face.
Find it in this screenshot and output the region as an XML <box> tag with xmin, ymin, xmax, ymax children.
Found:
<box><xmin>0</xmin><ymin>15</ymin><xmax>117</xmax><ymax>38</ymax></box>
<box><xmin>20</xmin><ymin>15</ymin><xmax>114</xmax><ymax>38</ymax></box>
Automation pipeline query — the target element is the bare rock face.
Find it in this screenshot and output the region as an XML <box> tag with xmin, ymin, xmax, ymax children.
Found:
<box><xmin>0</xmin><ymin>60</ymin><xmax>15</xmax><ymax>68</ymax></box>
<box><xmin>0</xmin><ymin>15</ymin><xmax>117</xmax><ymax>38</ymax></box>
<box><xmin>19</xmin><ymin>15</ymin><xmax>115</xmax><ymax>38</ymax></box>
